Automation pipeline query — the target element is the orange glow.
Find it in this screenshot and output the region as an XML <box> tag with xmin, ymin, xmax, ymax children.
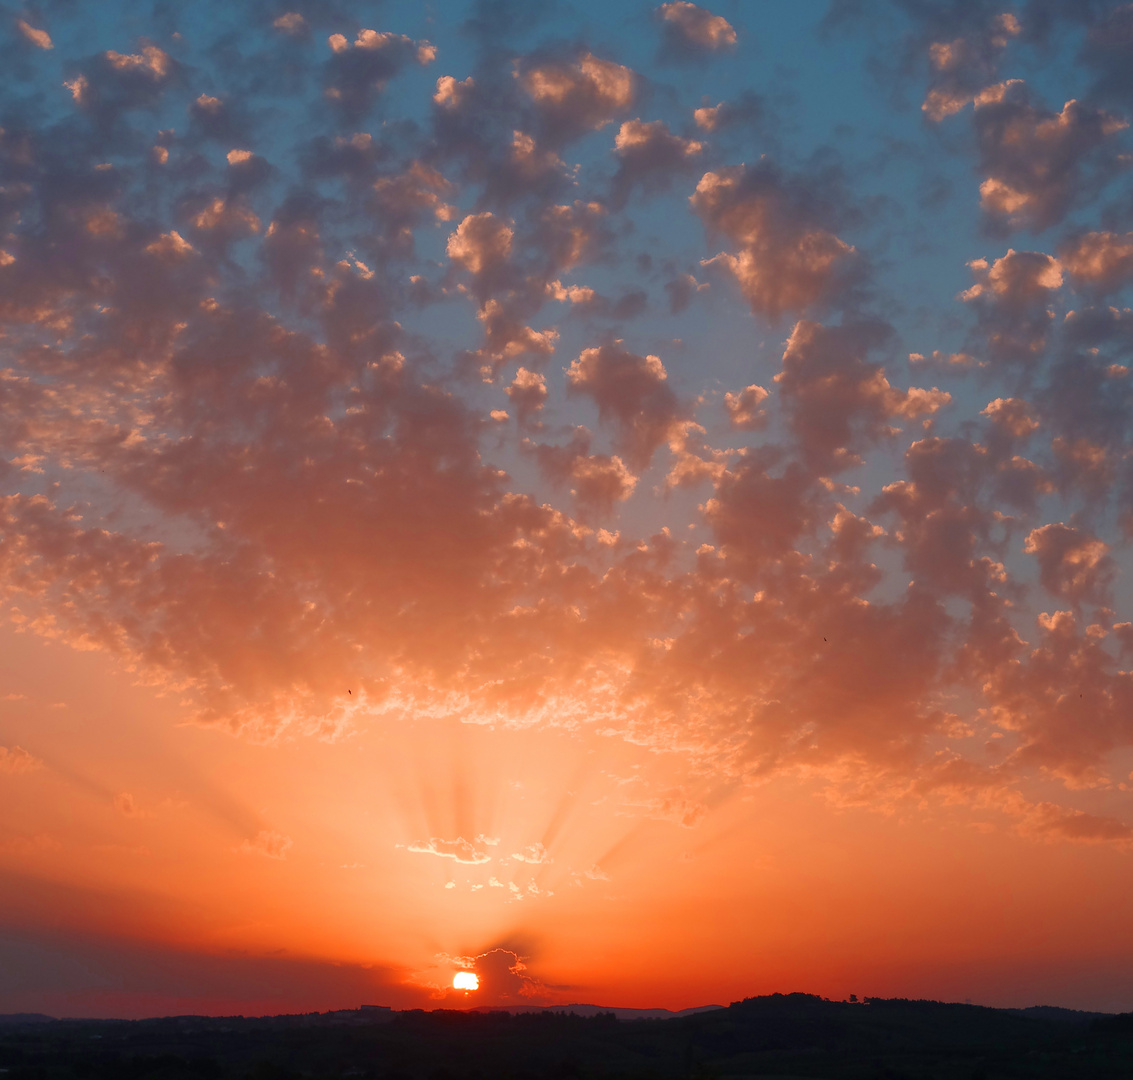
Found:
<box><xmin>1</xmin><ymin>0</ymin><xmax>1132</xmax><ymax>1024</ymax></box>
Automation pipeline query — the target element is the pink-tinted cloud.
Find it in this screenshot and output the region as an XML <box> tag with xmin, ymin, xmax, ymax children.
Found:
<box><xmin>984</xmin><ymin>610</ymin><xmax>1133</xmax><ymax>785</ymax></box>
<box><xmin>527</xmin><ymin>431</ymin><xmax>638</xmax><ymax>516</ymax></box>
<box><xmin>518</xmin><ymin>52</ymin><xmax>635</xmax><ymax>142</ymax></box>
<box><xmin>566</xmin><ymin>345</ymin><xmax>682</xmax><ymax>468</ymax></box>
<box><xmin>723</xmin><ymin>384</ymin><xmax>769</xmax><ymax>430</ymax></box>
<box><xmin>1024</xmin><ymin>523</ymin><xmax>1114</xmax><ymax>607</ymax></box>
<box><xmin>533</xmin><ymin>200</ymin><xmax>611</xmax><ymax>275</ymax></box>
<box><xmin>657</xmin><ymin>2</ymin><xmax>737</xmax><ymax>59</ymax></box>
<box><xmin>324</xmin><ymin>29</ymin><xmax>434</xmax><ymax>117</ymax></box>
<box><xmin>505</xmin><ymin>367</ymin><xmax>549</xmax><ymax>426</ymax></box>
<box><xmin>611</xmin><ymin>119</ymin><xmax>702</xmax><ymax>207</ymax></box>
<box><xmin>972</xmin><ymin>83</ymin><xmax>1127</xmax><ymax>231</ymax></box>
<box><xmin>692</xmin><ymin>92</ymin><xmax>764</xmax><ymax>133</ymax></box>
<box><xmin>447</xmin><ymin>212</ymin><xmax>513</xmax><ymax>279</ymax></box>
<box><xmin>1059</xmin><ymin>231</ymin><xmax>1133</xmax><ymax>293</ymax></box>
<box><xmin>691</xmin><ymin>163</ymin><xmax>856</xmax><ymax>319</ymax></box>
<box><xmin>63</xmin><ymin>43</ymin><xmax>175</xmax><ymax>126</ymax></box>
<box><xmin>981</xmin><ymin>397</ymin><xmax>1040</xmax><ymax>440</ymax></box>
<box><xmin>920</xmin><ymin>13</ymin><xmax>1020</xmax><ymax>121</ymax></box>
<box><xmin>776</xmin><ymin>321</ymin><xmax>950</xmax><ymax>472</ymax></box>
<box><xmin>0</xmin><ymin>746</ymin><xmax>42</xmax><ymax>774</ymax></box>
<box><xmin>960</xmin><ymin>248</ymin><xmax>1063</xmax><ymax>363</ymax></box>
<box><xmin>273</xmin><ymin>12</ymin><xmax>308</xmax><ymax>36</ymax></box>
<box><xmin>16</xmin><ymin>19</ymin><xmax>53</xmax><ymax>50</ymax></box>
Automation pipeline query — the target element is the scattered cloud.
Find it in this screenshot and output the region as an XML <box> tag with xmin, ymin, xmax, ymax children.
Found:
<box><xmin>407</xmin><ymin>837</ymin><xmax>495</xmax><ymax>864</ymax></box>
<box><xmin>236</xmin><ymin>831</ymin><xmax>293</xmax><ymax>860</ymax></box>
<box><xmin>0</xmin><ymin>746</ymin><xmax>42</xmax><ymax>774</ymax></box>
<box><xmin>657</xmin><ymin>2</ymin><xmax>737</xmax><ymax>59</ymax></box>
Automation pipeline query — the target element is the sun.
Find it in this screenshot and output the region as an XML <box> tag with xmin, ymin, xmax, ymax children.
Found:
<box><xmin>453</xmin><ymin>971</ymin><xmax>479</xmax><ymax>992</ymax></box>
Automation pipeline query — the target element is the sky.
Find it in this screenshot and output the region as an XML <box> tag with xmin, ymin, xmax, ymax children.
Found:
<box><xmin>2</xmin><ymin>0</ymin><xmax>1133</xmax><ymax>1018</ymax></box>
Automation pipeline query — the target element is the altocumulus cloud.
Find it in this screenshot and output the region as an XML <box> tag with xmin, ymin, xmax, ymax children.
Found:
<box><xmin>0</xmin><ymin>0</ymin><xmax>1132</xmax><ymax>852</ymax></box>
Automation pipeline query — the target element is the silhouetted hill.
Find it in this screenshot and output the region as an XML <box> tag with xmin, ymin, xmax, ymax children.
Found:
<box><xmin>1006</xmin><ymin>1005</ymin><xmax>1109</xmax><ymax>1025</ymax></box>
<box><xmin>1</xmin><ymin>994</ymin><xmax>1131</xmax><ymax>1078</ymax></box>
<box><xmin>478</xmin><ymin>1004</ymin><xmax>725</xmax><ymax>1021</ymax></box>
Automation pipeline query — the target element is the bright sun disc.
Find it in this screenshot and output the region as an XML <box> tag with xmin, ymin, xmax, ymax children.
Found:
<box><xmin>453</xmin><ymin>971</ymin><xmax>479</xmax><ymax>991</ymax></box>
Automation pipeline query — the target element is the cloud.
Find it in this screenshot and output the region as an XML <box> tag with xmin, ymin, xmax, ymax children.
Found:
<box><xmin>703</xmin><ymin>454</ymin><xmax>818</xmax><ymax>576</ymax></box>
<box><xmin>113</xmin><ymin>792</ymin><xmax>150</xmax><ymax>818</ymax></box>
<box><xmin>407</xmin><ymin>837</ymin><xmax>495</xmax><ymax>864</ymax></box>
<box><xmin>656</xmin><ymin>2</ymin><xmax>737</xmax><ymax>59</ymax></box>
<box><xmin>188</xmin><ymin>93</ymin><xmax>247</xmax><ymax>144</ymax></box>
<box><xmin>16</xmin><ymin>20</ymin><xmax>53</xmax><ymax>50</ymax></box>
<box><xmin>372</xmin><ymin>161</ymin><xmax>456</xmax><ymax>247</ymax></box>
<box><xmin>189</xmin><ymin>196</ymin><xmax>262</xmax><ymax>243</ymax></box>
<box><xmin>533</xmin><ymin>200</ymin><xmax>611</xmax><ymax>274</ymax></box>
<box><xmin>920</xmin><ymin>12</ymin><xmax>1020</xmax><ymax>121</ymax></box>
<box><xmin>0</xmin><ymin>911</ymin><xmax>427</xmax><ymax>1016</ymax></box>
<box><xmin>691</xmin><ymin>163</ymin><xmax>856</xmax><ymax>319</ymax></box>
<box><xmin>62</xmin><ymin>43</ymin><xmax>175</xmax><ymax>127</ymax></box>
<box><xmin>960</xmin><ymin>249</ymin><xmax>1064</xmax><ymax>363</ymax></box>
<box><xmin>1059</xmin><ymin>232</ymin><xmax>1133</xmax><ymax>293</ymax></box>
<box><xmin>447</xmin><ymin>212</ymin><xmax>513</xmax><ymax>280</ymax></box>
<box><xmin>463</xmin><ymin>947</ymin><xmax>545</xmax><ymax>1001</ymax></box>
<box><xmin>611</xmin><ymin>119</ymin><xmax>703</xmax><ymax>207</ymax></box>
<box><xmin>971</xmin><ymin>83</ymin><xmax>1127</xmax><ymax>232</ymax></box>
<box><xmin>0</xmin><ymin>746</ymin><xmax>42</xmax><ymax>775</ymax></box>
<box><xmin>692</xmin><ymin>92</ymin><xmax>764</xmax><ymax>133</ymax></box>
<box><xmin>663</xmin><ymin>272</ymin><xmax>706</xmax><ymax>314</ymax></box>
<box><xmin>505</xmin><ymin>367</ymin><xmax>548</xmax><ymax>425</ymax></box>
<box><xmin>630</xmin><ymin>789</ymin><xmax>706</xmax><ymax>827</ymax></box>
<box><xmin>511</xmin><ymin>842</ymin><xmax>551</xmax><ymax>864</ymax></box>
<box><xmin>1024</xmin><ymin>524</ymin><xmax>1113</xmax><ymax>606</ymax></box>
<box><xmin>323</xmin><ymin>29</ymin><xmax>434</xmax><ymax>117</ymax></box>
<box><xmin>775</xmin><ymin>321</ymin><xmax>949</xmax><ymax>473</ymax></box>
<box><xmin>983</xmin><ymin>610</ymin><xmax>1133</xmax><ymax>785</ymax></box>
<box><xmin>0</xmin><ymin>0</ymin><xmax>1131</xmax><ymax>871</ymax></box>
<box><xmin>961</xmin><ymin>249</ymin><xmax>1064</xmax><ymax>302</ymax></box>
<box><xmin>981</xmin><ymin>397</ymin><xmax>1040</xmax><ymax>440</ymax></box>
<box><xmin>434</xmin><ymin>74</ymin><xmax>474</xmax><ymax>109</ymax></box>
<box><xmin>518</xmin><ymin>52</ymin><xmax>635</xmax><ymax>142</ymax></box>
<box><xmin>1017</xmin><ymin>800</ymin><xmax>1133</xmax><ymax>846</ymax></box>
<box><xmin>723</xmin><ymin>384</ymin><xmax>769</xmax><ymax>430</ymax></box>
<box><xmin>1079</xmin><ymin>3</ymin><xmax>1133</xmax><ymax>107</ymax></box>
<box><xmin>236</xmin><ymin>830</ymin><xmax>293</xmax><ymax>859</ymax></box>
<box><xmin>527</xmin><ymin>432</ymin><xmax>638</xmax><ymax>515</ymax></box>
<box><xmin>566</xmin><ymin>344</ymin><xmax>682</xmax><ymax>468</ymax></box>
<box><xmin>872</xmin><ymin>436</ymin><xmax>1004</xmax><ymax>599</ymax></box>
<box><xmin>273</xmin><ymin>12</ymin><xmax>308</xmax><ymax>36</ymax></box>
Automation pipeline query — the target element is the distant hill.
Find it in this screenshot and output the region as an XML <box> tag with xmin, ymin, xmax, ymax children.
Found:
<box><xmin>0</xmin><ymin>1014</ymin><xmax>54</xmax><ymax>1025</ymax></box>
<box><xmin>1</xmin><ymin>995</ymin><xmax>1132</xmax><ymax>1077</ymax></box>
<box><xmin>1007</xmin><ymin>1004</ymin><xmax>1111</xmax><ymax>1024</ymax></box>
<box><xmin>475</xmin><ymin>1003</ymin><xmax>725</xmax><ymax>1020</ymax></box>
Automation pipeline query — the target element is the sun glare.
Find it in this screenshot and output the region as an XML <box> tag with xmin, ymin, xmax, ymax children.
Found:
<box><xmin>453</xmin><ymin>971</ymin><xmax>479</xmax><ymax>992</ymax></box>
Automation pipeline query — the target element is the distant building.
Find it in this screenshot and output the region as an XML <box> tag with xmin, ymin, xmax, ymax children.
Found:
<box><xmin>359</xmin><ymin>1005</ymin><xmax>394</xmax><ymax>1022</ymax></box>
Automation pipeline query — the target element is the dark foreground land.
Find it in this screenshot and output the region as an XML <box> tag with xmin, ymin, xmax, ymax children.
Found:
<box><xmin>3</xmin><ymin>993</ymin><xmax>1133</xmax><ymax>1080</ymax></box>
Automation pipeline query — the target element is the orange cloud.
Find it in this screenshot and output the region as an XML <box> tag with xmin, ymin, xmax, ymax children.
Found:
<box><xmin>691</xmin><ymin>164</ymin><xmax>855</xmax><ymax>319</ymax></box>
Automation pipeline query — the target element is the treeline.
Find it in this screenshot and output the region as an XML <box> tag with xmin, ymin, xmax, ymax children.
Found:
<box><xmin>2</xmin><ymin>994</ymin><xmax>1132</xmax><ymax>1080</ymax></box>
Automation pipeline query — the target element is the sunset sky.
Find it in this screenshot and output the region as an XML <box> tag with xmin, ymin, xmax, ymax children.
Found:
<box><xmin>2</xmin><ymin>0</ymin><xmax>1133</xmax><ymax>1019</ymax></box>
